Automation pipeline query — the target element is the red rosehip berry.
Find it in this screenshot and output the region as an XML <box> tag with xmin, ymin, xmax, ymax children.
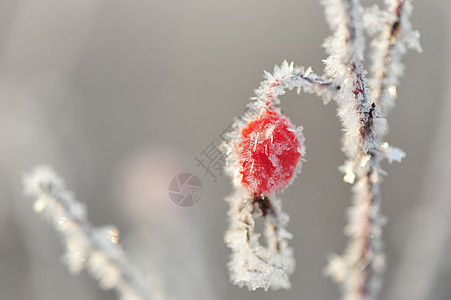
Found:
<box><xmin>236</xmin><ymin>108</ymin><xmax>303</xmax><ymax>196</ymax></box>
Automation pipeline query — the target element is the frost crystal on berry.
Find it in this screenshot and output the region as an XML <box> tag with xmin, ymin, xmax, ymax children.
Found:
<box><xmin>236</xmin><ymin>108</ymin><xmax>303</xmax><ymax>196</ymax></box>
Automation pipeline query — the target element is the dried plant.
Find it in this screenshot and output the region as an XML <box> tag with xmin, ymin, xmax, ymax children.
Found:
<box><xmin>22</xmin><ymin>1</ymin><xmax>421</xmax><ymax>299</ymax></box>
<box><xmin>222</xmin><ymin>0</ymin><xmax>420</xmax><ymax>298</ymax></box>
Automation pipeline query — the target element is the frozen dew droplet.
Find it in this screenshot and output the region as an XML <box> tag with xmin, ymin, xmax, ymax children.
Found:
<box><xmin>107</xmin><ymin>228</ymin><xmax>120</xmax><ymax>244</ymax></box>
<box><xmin>388</xmin><ymin>86</ymin><xmax>397</xmax><ymax>99</ymax></box>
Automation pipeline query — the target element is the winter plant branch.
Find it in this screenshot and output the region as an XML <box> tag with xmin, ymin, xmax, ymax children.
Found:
<box><xmin>20</xmin><ymin>0</ymin><xmax>420</xmax><ymax>299</ymax></box>
<box><xmin>322</xmin><ymin>1</ymin><xmax>421</xmax><ymax>299</ymax></box>
<box><xmin>23</xmin><ymin>166</ymin><xmax>160</xmax><ymax>300</ymax></box>
<box><xmin>222</xmin><ymin>0</ymin><xmax>420</xmax><ymax>298</ymax></box>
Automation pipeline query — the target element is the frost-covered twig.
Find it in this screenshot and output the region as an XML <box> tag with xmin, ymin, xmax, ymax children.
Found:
<box><xmin>321</xmin><ymin>2</ymin><xmax>387</xmax><ymax>298</ymax></box>
<box><xmin>250</xmin><ymin>61</ymin><xmax>338</xmax><ymax>109</ymax></box>
<box><xmin>292</xmin><ymin>65</ymin><xmax>339</xmax><ymax>104</ymax></box>
<box><xmin>321</xmin><ymin>0</ymin><xmax>419</xmax><ymax>299</ymax></box>
<box><xmin>367</xmin><ymin>0</ymin><xmax>422</xmax><ymax>115</ymax></box>
<box><xmin>222</xmin><ymin>0</ymin><xmax>419</xmax><ymax>295</ymax></box>
<box><xmin>224</xmin><ymin>190</ymin><xmax>294</xmax><ymax>291</ymax></box>
<box><xmin>23</xmin><ymin>166</ymin><xmax>161</xmax><ymax>300</ymax></box>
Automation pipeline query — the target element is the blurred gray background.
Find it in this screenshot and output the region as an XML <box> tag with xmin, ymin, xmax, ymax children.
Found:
<box><xmin>0</xmin><ymin>0</ymin><xmax>450</xmax><ymax>299</ymax></box>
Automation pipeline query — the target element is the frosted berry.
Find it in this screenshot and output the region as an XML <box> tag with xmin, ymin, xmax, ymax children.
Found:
<box><xmin>236</xmin><ymin>109</ymin><xmax>302</xmax><ymax>196</ymax></box>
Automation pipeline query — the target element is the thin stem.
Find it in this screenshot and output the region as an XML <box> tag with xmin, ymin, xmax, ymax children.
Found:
<box><xmin>293</xmin><ymin>67</ymin><xmax>340</xmax><ymax>103</ymax></box>
<box><xmin>344</xmin><ymin>1</ymin><xmax>382</xmax><ymax>298</ymax></box>
<box><xmin>23</xmin><ymin>166</ymin><xmax>161</xmax><ymax>300</ymax></box>
<box><xmin>321</xmin><ymin>0</ymin><xmax>388</xmax><ymax>299</ymax></box>
<box><xmin>372</xmin><ymin>0</ymin><xmax>404</xmax><ymax>105</ymax></box>
<box><xmin>369</xmin><ymin>0</ymin><xmax>422</xmax><ymax>116</ymax></box>
<box><xmin>224</xmin><ymin>190</ymin><xmax>294</xmax><ymax>291</ymax></box>
<box><xmin>252</xmin><ymin>61</ymin><xmax>337</xmax><ymax>109</ymax></box>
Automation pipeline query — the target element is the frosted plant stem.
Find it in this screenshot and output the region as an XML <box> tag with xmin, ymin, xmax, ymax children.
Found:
<box><xmin>322</xmin><ymin>0</ymin><xmax>420</xmax><ymax>299</ymax></box>
<box><xmin>292</xmin><ymin>67</ymin><xmax>340</xmax><ymax>104</ymax></box>
<box><xmin>251</xmin><ymin>61</ymin><xmax>339</xmax><ymax>107</ymax></box>
<box><xmin>224</xmin><ymin>190</ymin><xmax>294</xmax><ymax>291</ymax></box>
<box><xmin>371</xmin><ymin>0</ymin><xmax>405</xmax><ymax>113</ymax></box>
<box><xmin>23</xmin><ymin>166</ymin><xmax>161</xmax><ymax>300</ymax></box>
<box><xmin>321</xmin><ymin>0</ymin><xmax>387</xmax><ymax>299</ymax></box>
<box><xmin>369</xmin><ymin>0</ymin><xmax>422</xmax><ymax>116</ymax></box>
<box><xmin>223</xmin><ymin>0</ymin><xmax>419</xmax><ymax>294</ymax></box>
<box><xmin>340</xmin><ymin>1</ymin><xmax>383</xmax><ymax>299</ymax></box>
